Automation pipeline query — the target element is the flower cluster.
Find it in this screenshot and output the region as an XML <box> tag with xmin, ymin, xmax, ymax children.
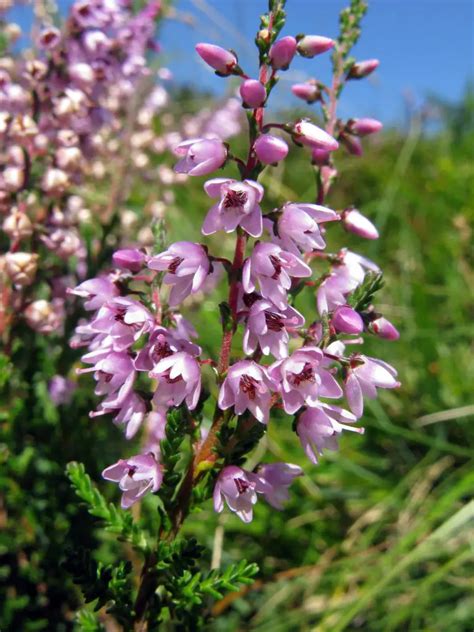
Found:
<box><xmin>73</xmin><ymin>1</ymin><xmax>400</xmax><ymax>524</ymax></box>
<box><xmin>0</xmin><ymin>1</ymin><xmax>162</xmax><ymax>336</ymax></box>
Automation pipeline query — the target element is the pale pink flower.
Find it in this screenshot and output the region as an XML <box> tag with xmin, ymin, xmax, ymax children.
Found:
<box><xmin>173</xmin><ymin>138</ymin><xmax>227</xmax><ymax>176</ymax></box>
<box><xmin>242</xmin><ymin>242</ymin><xmax>311</xmax><ymax>309</ymax></box>
<box><xmin>213</xmin><ymin>465</ymin><xmax>269</xmax><ymax>522</ymax></box>
<box><xmin>102</xmin><ymin>453</ymin><xmax>162</xmax><ymax>509</ymax></box>
<box><xmin>297</xmin><ymin>403</ymin><xmax>363</xmax><ymax>464</ymax></box>
<box><xmin>257</xmin><ymin>462</ymin><xmax>303</xmax><ymax>509</ymax></box>
<box><xmin>218</xmin><ymin>360</ymin><xmax>276</xmax><ymax>424</ymax></box>
<box><xmin>277</xmin><ymin>202</ymin><xmax>337</xmax><ymax>253</ymax></box>
<box><xmin>150</xmin><ymin>351</ymin><xmax>201</xmax><ymax>410</ymax></box>
<box><xmin>202</xmin><ymin>178</ymin><xmax>264</xmax><ymax>238</ymax></box>
<box><xmin>345</xmin><ymin>355</ymin><xmax>400</xmax><ymax>418</ymax></box>
<box><xmin>148</xmin><ymin>242</ymin><xmax>210</xmax><ymax>306</ymax></box>
<box><xmin>269</xmin><ymin>346</ymin><xmax>342</xmax><ymax>414</ymax></box>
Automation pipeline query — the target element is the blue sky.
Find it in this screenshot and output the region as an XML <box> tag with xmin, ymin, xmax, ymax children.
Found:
<box><xmin>8</xmin><ymin>0</ymin><xmax>474</xmax><ymax>125</ymax></box>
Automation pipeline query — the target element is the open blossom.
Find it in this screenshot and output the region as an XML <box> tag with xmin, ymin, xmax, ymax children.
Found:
<box><xmin>148</xmin><ymin>242</ymin><xmax>210</xmax><ymax>306</ymax></box>
<box><xmin>316</xmin><ymin>250</ymin><xmax>380</xmax><ymax>314</ymax></box>
<box><xmin>242</xmin><ymin>242</ymin><xmax>311</xmax><ymax>309</ymax></box>
<box><xmin>78</xmin><ymin>350</ymin><xmax>135</xmax><ymax>399</ymax></box>
<box><xmin>135</xmin><ymin>326</ymin><xmax>200</xmax><ymax>372</ymax></box>
<box><xmin>68</xmin><ymin>276</ymin><xmax>119</xmax><ymax>310</ymax></box>
<box><xmin>102</xmin><ymin>453</ymin><xmax>162</xmax><ymax>509</ymax></box>
<box><xmin>297</xmin><ymin>404</ymin><xmax>363</xmax><ymax>464</ymax></box>
<box><xmin>218</xmin><ymin>360</ymin><xmax>276</xmax><ymax>424</ymax></box>
<box><xmin>89</xmin><ymin>297</ymin><xmax>154</xmax><ymax>351</ymax></box>
<box><xmin>202</xmin><ymin>178</ymin><xmax>264</xmax><ymax>238</ymax></box>
<box><xmin>150</xmin><ymin>351</ymin><xmax>201</xmax><ymax>410</ymax></box>
<box><xmin>269</xmin><ymin>347</ymin><xmax>342</xmax><ymax>414</ymax></box>
<box><xmin>241</xmin><ymin>293</ymin><xmax>305</xmax><ymax>359</ymax></box>
<box><xmin>256</xmin><ymin>462</ymin><xmax>303</xmax><ymax>509</ymax></box>
<box><xmin>345</xmin><ymin>355</ymin><xmax>400</xmax><ymax>418</ymax></box>
<box><xmin>213</xmin><ymin>465</ymin><xmax>269</xmax><ymax>523</ymax></box>
<box><xmin>173</xmin><ymin>138</ymin><xmax>227</xmax><ymax>176</ymax></box>
<box><xmin>277</xmin><ymin>202</ymin><xmax>337</xmax><ymax>253</ymax></box>
<box><xmin>94</xmin><ymin>391</ymin><xmax>147</xmax><ymax>439</ymax></box>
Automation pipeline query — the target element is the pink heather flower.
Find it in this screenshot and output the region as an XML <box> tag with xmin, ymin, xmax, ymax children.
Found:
<box><xmin>213</xmin><ymin>465</ymin><xmax>269</xmax><ymax>523</ymax></box>
<box><xmin>257</xmin><ymin>462</ymin><xmax>303</xmax><ymax>509</ymax></box>
<box><xmin>78</xmin><ymin>351</ymin><xmax>136</xmax><ymax>400</ymax></box>
<box><xmin>95</xmin><ymin>391</ymin><xmax>147</xmax><ymax>439</ymax></box>
<box><xmin>38</xmin><ymin>26</ymin><xmax>61</xmax><ymax>50</ymax></box>
<box><xmin>277</xmin><ymin>202</ymin><xmax>337</xmax><ymax>253</ymax></box>
<box><xmin>369</xmin><ymin>316</ymin><xmax>400</xmax><ymax>341</ymax></box>
<box><xmin>240</xmin><ymin>79</ymin><xmax>266</xmax><ymax>108</ymax></box>
<box><xmin>48</xmin><ymin>376</ymin><xmax>76</xmax><ymax>405</ymax></box>
<box><xmin>269</xmin><ymin>346</ymin><xmax>342</xmax><ymax>415</ymax></box>
<box><xmin>135</xmin><ymin>326</ymin><xmax>200</xmax><ymax>371</ymax></box>
<box><xmin>218</xmin><ymin>360</ymin><xmax>276</xmax><ymax>424</ymax></box>
<box><xmin>142</xmin><ymin>409</ymin><xmax>168</xmax><ymax>453</ymax></box>
<box><xmin>102</xmin><ymin>453</ymin><xmax>162</xmax><ymax>509</ymax></box>
<box><xmin>195</xmin><ymin>43</ymin><xmax>237</xmax><ymax>75</ymax></box>
<box><xmin>317</xmin><ymin>250</ymin><xmax>380</xmax><ymax>314</ymax></box>
<box><xmin>296</xmin><ymin>35</ymin><xmax>334</xmax><ymax>58</ymax></box>
<box><xmin>269</xmin><ymin>36</ymin><xmax>297</xmax><ymax>70</ymax></box>
<box><xmin>340</xmin><ymin>133</ymin><xmax>363</xmax><ymax>156</ymax></box>
<box><xmin>348</xmin><ymin>118</ymin><xmax>383</xmax><ymax>136</ymax></box>
<box><xmin>254</xmin><ymin>134</ymin><xmax>288</xmax><ymax>165</ymax></box>
<box><xmin>342</xmin><ymin>208</ymin><xmax>379</xmax><ymax>240</ymax></box>
<box><xmin>345</xmin><ymin>355</ymin><xmax>400</xmax><ymax>418</ymax></box>
<box><xmin>348</xmin><ymin>58</ymin><xmax>380</xmax><ymax>79</ymax></box>
<box><xmin>150</xmin><ymin>351</ymin><xmax>201</xmax><ymax>410</ymax></box>
<box><xmin>311</xmin><ymin>147</ymin><xmax>331</xmax><ymax>166</ymax></box>
<box><xmin>202</xmin><ymin>178</ymin><xmax>264</xmax><ymax>238</ymax></box>
<box><xmin>173</xmin><ymin>138</ymin><xmax>227</xmax><ymax>176</ymax></box>
<box><xmin>112</xmin><ymin>248</ymin><xmax>147</xmax><ymax>272</ymax></box>
<box><xmin>293</xmin><ymin>119</ymin><xmax>339</xmax><ymax>151</ymax></box>
<box><xmin>242</xmin><ymin>242</ymin><xmax>311</xmax><ymax>309</ymax></box>
<box><xmin>148</xmin><ymin>242</ymin><xmax>210</xmax><ymax>306</ymax></box>
<box><xmin>331</xmin><ymin>306</ymin><xmax>364</xmax><ymax>334</ymax></box>
<box><xmin>68</xmin><ymin>277</ymin><xmax>119</xmax><ymax>311</ymax></box>
<box><xmin>241</xmin><ymin>294</ymin><xmax>305</xmax><ymax>359</ymax></box>
<box><xmin>297</xmin><ymin>404</ymin><xmax>363</xmax><ymax>464</ymax></box>
<box><xmin>291</xmin><ymin>82</ymin><xmax>320</xmax><ymax>103</ymax></box>
<box><xmin>89</xmin><ymin>298</ymin><xmax>154</xmax><ymax>351</ymax></box>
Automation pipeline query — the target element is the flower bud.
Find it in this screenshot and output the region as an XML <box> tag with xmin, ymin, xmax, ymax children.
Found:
<box><xmin>342</xmin><ymin>208</ymin><xmax>379</xmax><ymax>240</ymax></box>
<box><xmin>370</xmin><ymin>316</ymin><xmax>400</xmax><ymax>340</ymax></box>
<box><xmin>5</xmin><ymin>252</ymin><xmax>39</xmax><ymax>286</ymax></box>
<box><xmin>42</xmin><ymin>168</ymin><xmax>69</xmax><ymax>194</ymax></box>
<box><xmin>348</xmin><ymin>117</ymin><xmax>383</xmax><ymax>136</ymax></box>
<box><xmin>296</xmin><ymin>35</ymin><xmax>334</xmax><ymax>58</ymax></box>
<box><xmin>311</xmin><ymin>147</ymin><xmax>331</xmax><ymax>166</ymax></box>
<box><xmin>173</xmin><ymin>138</ymin><xmax>227</xmax><ymax>176</ymax></box>
<box><xmin>69</xmin><ymin>62</ymin><xmax>95</xmax><ymax>86</ymax></box>
<box><xmin>340</xmin><ymin>132</ymin><xmax>363</xmax><ymax>156</ymax></box>
<box><xmin>269</xmin><ymin>36</ymin><xmax>297</xmax><ymax>70</ymax></box>
<box><xmin>240</xmin><ymin>79</ymin><xmax>266</xmax><ymax>108</ymax></box>
<box><xmin>24</xmin><ymin>299</ymin><xmax>63</xmax><ymax>334</ymax></box>
<box><xmin>195</xmin><ymin>43</ymin><xmax>237</xmax><ymax>76</ymax></box>
<box><xmin>55</xmin><ymin>146</ymin><xmax>83</xmax><ymax>170</ymax></box>
<box><xmin>348</xmin><ymin>58</ymin><xmax>379</xmax><ymax>80</ymax></box>
<box><xmin>2</xmin><ymin>166</ymin><xmax>25</xmax><ymax>192</ymax></box>
<box><xmin>254</xmin><ymin>134</ymin><xmax>288</xmax><ymax>165</ymax></box>
<box><xmin>3</xmin><ymin>210</ymin><xmax>33</xmax><ymax>240</ymax></box>
<box><xmin>293</xmin><ymin>119</ymin><xmax>339</xmax><ymax>151</ymax></box>
<box><xmin>112</xmin><ymin>248</ymin><xmax>146</xmax><ymax>273</ymax></box>
<box><xmin>291</xmin><ymin>81</ymin><xmax>320</xmax><ymax>103</ymax></box>
<box><xmin>332</xmin><ymin>305</ymin><xmax>364</xmax><ymax>334</ymax></box>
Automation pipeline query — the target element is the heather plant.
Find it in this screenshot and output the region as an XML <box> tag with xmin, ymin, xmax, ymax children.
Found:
<box><xmin>65</xmin><ymin>0</ymin><xmax>402</xmax><ymax>629</ymax></box>
<box><xmin>4</xmin><ymin>1</ymin><xmax>470</xmax><ymax>631</ymax></box>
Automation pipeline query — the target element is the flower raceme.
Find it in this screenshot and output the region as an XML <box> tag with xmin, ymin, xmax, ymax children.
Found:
<box><xmin>71</xmin><ymin>13</ymin><xmax>399</xmax><ymax>527</ymax></box>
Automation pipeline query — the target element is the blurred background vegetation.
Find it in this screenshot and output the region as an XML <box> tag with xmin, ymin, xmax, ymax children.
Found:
<box><xmin>1</xmin><ymin>49</ymin><xmax>473</xmax><ymax>632</ymax></box>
